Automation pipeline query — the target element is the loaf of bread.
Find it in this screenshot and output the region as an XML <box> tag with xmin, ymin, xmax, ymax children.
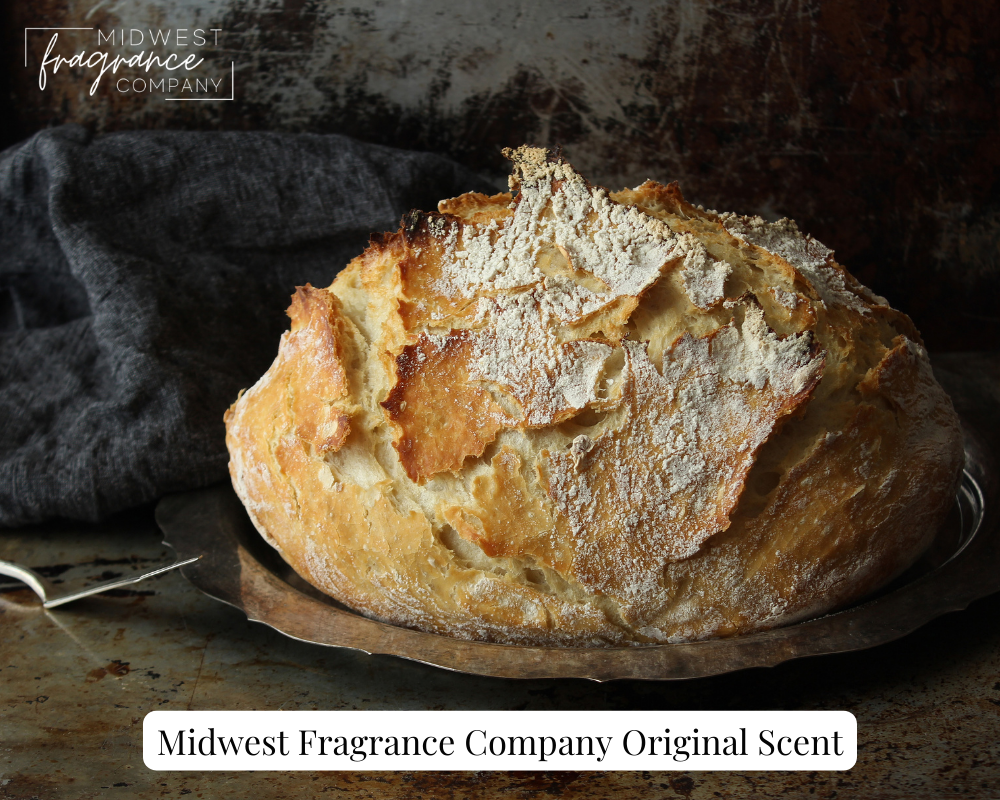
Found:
<box><xmin>225</xmin><ymin>146</ymin><xmax>964</xmax><ymax>646</ymax></box>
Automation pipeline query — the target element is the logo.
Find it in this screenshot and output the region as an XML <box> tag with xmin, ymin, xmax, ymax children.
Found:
<box><xmin>25</xmin><ymin>26</ymin><xmax>234</xmax><ymax>101</ymax></box>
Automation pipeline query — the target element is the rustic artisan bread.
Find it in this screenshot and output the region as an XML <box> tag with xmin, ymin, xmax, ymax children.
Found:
<box><xmin>224</xmin><ymin>146</ymin><xmax>964</xmax><ymax>646</ymax></box>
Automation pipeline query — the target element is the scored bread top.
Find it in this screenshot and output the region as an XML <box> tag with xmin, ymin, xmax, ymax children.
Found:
<box><xmin>225</xmin><ymin>146</ymin><xmax>964</xmax><ymax>645</ymax></box>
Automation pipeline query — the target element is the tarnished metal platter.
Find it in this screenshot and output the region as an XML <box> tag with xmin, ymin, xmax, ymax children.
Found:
<box><xmin>156</xmin><ymin>424</ymin><xmax>997</xmax><ymax>682</ymax></box>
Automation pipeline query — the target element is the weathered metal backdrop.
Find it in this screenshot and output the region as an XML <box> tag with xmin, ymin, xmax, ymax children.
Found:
<box><xmin>5</xmin><ymin>0</ymin><xmax>999</xmax><ymax>349</ymax></box>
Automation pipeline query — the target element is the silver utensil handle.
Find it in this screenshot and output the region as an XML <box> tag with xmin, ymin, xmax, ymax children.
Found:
<box><xmin>42</xmin><ymin>556</ymin><xmax>202</xmax><ymax>608</ymax></box>
<box><xmin>0</xmin><ymin>560</ymin><xmax>53</xmax><ymax>600</ymax></box>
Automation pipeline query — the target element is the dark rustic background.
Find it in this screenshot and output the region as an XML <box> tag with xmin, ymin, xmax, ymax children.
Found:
<box><xmin>3</xmin><ymin>0</ymin><xmax>998</xmax><ymax>351</ymax></box>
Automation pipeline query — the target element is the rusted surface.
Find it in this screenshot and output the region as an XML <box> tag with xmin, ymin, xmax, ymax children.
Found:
<box><xmin>4</xmin><ymin>0</ymin><xmax>999</xmax><ymax>352</ymax></box>
<box><xmin>1</xmin><ymin>353</ymin><xmax>999</xmax><ymax>799</ymax></box>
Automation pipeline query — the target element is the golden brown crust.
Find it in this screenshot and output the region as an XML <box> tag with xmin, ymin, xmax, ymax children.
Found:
<box><xmin>225</xmin><ymin>146</ymin><xmax>964</xmax><ymax>646</ymax></box>
<box><xmin>540</xmin><ymin>314</ymin><xmax>825</xmax><ymax>612</ymax></box>
<box><xmin>437</xmin><ymin>191</ymin><xmax>514</xmax><ymax>224</ymax></box>
<box><xmin>381</xmin><ymin>331</ymin><xmax>516</xmax><ymax>482</ymax></box>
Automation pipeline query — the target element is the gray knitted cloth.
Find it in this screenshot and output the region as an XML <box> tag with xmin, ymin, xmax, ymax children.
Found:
<box><xmin>0</xmin><ymin>125</ymin><xmax>492</xmax><ymax>527</ymax></box>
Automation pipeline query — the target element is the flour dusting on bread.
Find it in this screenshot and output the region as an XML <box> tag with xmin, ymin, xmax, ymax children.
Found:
<box><xmin>225</xmin><ymin>146</ymin><xmax>964</xmax><ymax>646</ymax></box>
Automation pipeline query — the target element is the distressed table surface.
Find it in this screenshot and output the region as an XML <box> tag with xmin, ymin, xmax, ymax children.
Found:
<box><xmin>2</xmin><ymin>352</ymin><xmax>999</xmax><ymax>800</ymax></box>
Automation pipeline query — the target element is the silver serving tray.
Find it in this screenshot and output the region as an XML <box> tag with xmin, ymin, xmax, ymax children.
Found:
<box><xmin>156</xmin><ymin>424</ymin><xmax>997</xmax><ymax>682</ymax></box>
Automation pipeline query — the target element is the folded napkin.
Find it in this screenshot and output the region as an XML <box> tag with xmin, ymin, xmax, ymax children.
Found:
<box><xmin>0</xmin><ymin>125</ymin><xmax>494</xmax><ymax>527</ymax></box>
